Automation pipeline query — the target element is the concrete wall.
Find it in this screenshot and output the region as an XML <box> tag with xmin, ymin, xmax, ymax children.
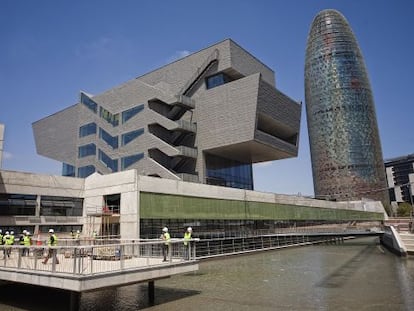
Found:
<box><xmin>83</xmin><ymin>170</ymin><xmax>139</xmax><ymax>238</ymax></box>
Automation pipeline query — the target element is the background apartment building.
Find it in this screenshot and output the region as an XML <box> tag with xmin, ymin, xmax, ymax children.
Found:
<box><xmin>32</xmin><ymin>39</ymin><xmax>301</xmax><ymax>190</ymax></box>
<box><xmin>385</xmin><ymin>154</ymin><xmax>414</xmax><ymax>206</ymax></box>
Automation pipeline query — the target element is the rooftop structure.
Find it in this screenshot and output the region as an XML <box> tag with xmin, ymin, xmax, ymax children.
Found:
<box><xmin>33</xmin><ymin>39</ymin><xmax>301</xmax><ymax>190</ymax></box>
<box><xmin>305</xmin><ymin>10</ymin><xmax>388</xmax><ymax>204</ymax></box>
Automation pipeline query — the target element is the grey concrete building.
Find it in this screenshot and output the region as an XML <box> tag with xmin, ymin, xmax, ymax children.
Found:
<box><xmin>33</xmin><ymin>39</ymin><xmax>301</xmax><ymax>190</ymax></box>
<box><xmin>0</xmin><ymin>169</ymin><xmax>385</xmax><ymax>239</ymax></box>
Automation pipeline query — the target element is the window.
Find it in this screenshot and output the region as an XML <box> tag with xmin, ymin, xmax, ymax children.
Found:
<box><xmin>78</xmin><ymin>165</ymin><xmax>95</xmax><ymax>177</ymax></box>
<box><xmin>206</xmin><ymin>73</ymin><xmax>232</xmax><ymax>89</ymax></box>
<box><xmin>122</xmin><ymin>104</ymin><xmax>144</xmax><ymax>124</ymax></box>
<box><xmin>121</xmin><ymin>128</ymin><xmax>144</xmax><ymax>146</ymax></box>
<box><xmin>78</xmin><ymin>144</ymin><xmax>96</xmax><ymax>158</ymax></box>
<box><xmin>80</xmin><ymin>92</ymin><xmax>97</xmax><ymax>113</ymax></box>
<box><xmin>205</xmin><ymin>153</ymin><xmax>253</xmax><ymax>190</ymax></box>
<box><xmin>121</xmin><ymin>153</ymin><xmax>144</xmax><ymax>170</ymax></box>
<box><xmin>62</xmin><ymin>163</ymin><xmax>75</xmax><ymax>177</ymax></box>
<box><xmin>79</xmin><ymin>123</ymin><xmax>97</xmax><ymax>138</ymax></box>
<box><xmin>0</xmin><ymin>194</ymin><xmax>37</xmax><ymax>216</ymax></box>
<box><xmin>100</xmin><ymin>107</ymin><xmax>119</xmax><ymax>127</ymax></box>
<box><xmin>99</xmin><ymin>150</ymin><xmax>118</xmax><ymax>172</ymax></box>
<box><xmin>40</xmin><ymin>195</ymin><xmax>83</xmax><ymax>217</ymax></box>
<box><xmin>99</xmin><ymin>128</ymin><xmax>118</xmax><ymax>149</ymax></box>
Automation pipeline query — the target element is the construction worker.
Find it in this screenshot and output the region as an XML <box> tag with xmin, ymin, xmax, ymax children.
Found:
<box><xmin>23</xmin><ymin>231</ymin><xmax>31</xmax><ymax>256</ymax></box>
<box><xmin>3</xmin><ymin>231</ymin><xmax>12</xmax><ymax>258</ymax></box>
<box><xmin>0</xmin><ymin>229</ymin><xmax>6</xmax><ymax>256</ymax></box>
<box><xmin>42</xmin><ymin>229</ymin><xmax>59</xmax><ymax>264</ymax></box>
<box><xmin>10</xmin><ymin>231</ymin><xmax>15</xmax><ymax>245</ymax></box>
<box><xmin>160</xmin><ymin>227</ymin><xmax>171</xmax><ymax>262</ymax></box>
<box><xmin>74</xmin><ymin>230</ymin><xmax>81</xmax><ymax>245</ymax></box>
<box><xmin>19</xmin><ymin>231</ymin><xmax>25</xmax><ymax>256</ymax></box>
<box><xmin>183</xmin><ymin>227</ymin><xmax>192</xmax><ymax>260</ymax></box>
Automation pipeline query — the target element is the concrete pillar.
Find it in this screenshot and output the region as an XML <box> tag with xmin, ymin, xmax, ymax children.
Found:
<box><xmin>70</xmin><ymin>291</ymin><xmax>81</xmax><ymax>311</ymax></box>
<box><xmin>148</xmin><ymin>280</ymin><xmax>155</xmax><ymax>304</ymax></box>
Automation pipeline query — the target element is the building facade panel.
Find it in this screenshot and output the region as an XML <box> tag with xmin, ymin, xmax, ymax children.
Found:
<box><xmin>33</xmin><ymin>105</ymin><xmax>80</xmax><ymax>164</ymax></box>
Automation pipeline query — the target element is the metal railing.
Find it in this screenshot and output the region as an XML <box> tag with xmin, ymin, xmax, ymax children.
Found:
<box><xmin>195</xmin><ymin>234</ymin><xmax>345</xmax><ymax>259</ymax></box>
<box><xmin>0</xmin><ymin>239</ymin><xmax>198</xmax><ymax>276</ymax></box>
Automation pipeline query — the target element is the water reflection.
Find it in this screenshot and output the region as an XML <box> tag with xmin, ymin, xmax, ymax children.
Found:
<box><xmin>1</xmin><ymin>237</ymin><xmax>414</xmax><ymax>310</ymax></box>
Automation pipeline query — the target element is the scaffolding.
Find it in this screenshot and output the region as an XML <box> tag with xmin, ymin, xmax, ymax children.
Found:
<box><xmin>86</xmin><ymin>205</ymin><xmax>120</xmax><ymax>238</ymax></box>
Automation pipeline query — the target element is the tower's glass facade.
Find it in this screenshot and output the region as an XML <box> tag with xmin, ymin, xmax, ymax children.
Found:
<box><xmin>305</xmin><ymin>10</ymin><xmax>388</xmax><ymax>204</ymax></box>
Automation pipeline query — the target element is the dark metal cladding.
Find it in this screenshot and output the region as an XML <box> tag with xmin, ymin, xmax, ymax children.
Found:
<box><xmin>305</xmin><ymin>9</ymin><xmax>389</xmax><ymax>204</ymax></box>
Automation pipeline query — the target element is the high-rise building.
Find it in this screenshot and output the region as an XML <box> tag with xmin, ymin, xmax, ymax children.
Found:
<box><xmin>305</xmin><ymin>9</ymin><xmax>388</xmax><ymax>204</ymax></box>
<box><xmin>385</xmin><ymin>154</ymin><xmax>414</xmax><ymax>205</ymax></box>
<box><xmin>33</xmin><ymin>39</ymin><xmax>301</xmax><ymax>190</ymax></box>
<box><xmin>0</xmin><ymin>124</ymin><xmax>4</xmax><ymax>169</ymax></box>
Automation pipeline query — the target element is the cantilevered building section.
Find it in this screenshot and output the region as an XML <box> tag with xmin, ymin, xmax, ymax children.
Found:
<box><xmin>33</xmin><ymin>39</ymin><xmax>301</xmax><ymax>190</ymax></box>
<box><xmin>305</xmin><ymin>10</ymin><xmax>388</xmax><ymax>203</ymax></box>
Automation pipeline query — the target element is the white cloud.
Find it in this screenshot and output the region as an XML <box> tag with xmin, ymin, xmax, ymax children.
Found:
<box><xmin>2</xmin><ymin>151</ymin><xmax>12</xmax><ymax>160</ymax></box>
<box><xmin>167</xmin><ymin>50</ymin><xmax>191</xmax><ymax>63</ymax></box>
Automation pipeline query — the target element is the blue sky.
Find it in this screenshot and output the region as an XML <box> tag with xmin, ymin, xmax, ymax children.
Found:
<box><xmin>1</xmin><ymin>0</ymin><xmax>413</xmax><ymax>196</ymax></box>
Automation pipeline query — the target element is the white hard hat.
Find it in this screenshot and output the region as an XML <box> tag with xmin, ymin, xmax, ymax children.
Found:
<box><xmin>10</xmin><ymin>231</ymin><xmax>14</xmax><ymax>235</ymax></box>
<box><xmin>162</xmin><ymin>227</ymin><xmax>168</xmax><ymax>232</ymax></box>
<box><xmin>77</xmin><ymin>230</ymin><xmax>80</xmax><ymax>233</ymax></box>
<box><xmin>25</xmin><ymin>231</ymin><xmax>30</xmax><ymax>235</ymax></box>
<box><xmin>49</xmin><ymin>229</ymin><xmax>54</xmax><ymax>233</ymax></box>
<box><xmin>187</xmin><ymin>227</ymin><xmax>192</xmax><ymax>232</ymax></box>
<box><xmin>5</xmin><ymin>231</ymin><xmax>9</xmax><ymax>235</ymax></box>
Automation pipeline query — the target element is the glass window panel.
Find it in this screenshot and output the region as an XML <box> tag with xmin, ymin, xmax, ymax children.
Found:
<box><xmin>205</xmin><ymin>154</ymin><xmax>253</xmax><ymax>190</ymax></box>
<box><xmin>62</xmin><ymin>163</ymin><xmax>75</xmax><ymax>177</ymax></box>
<box><xmin>122</xmin><ymin>104</ymin><xmax>144</xmax><ymax>124</ymax></box>
<box><xmin>206</xmin><ymin>73</ymin><xmax>232</xmax><ymax>89</ymax></box>
<box><xmin>121</xmin><ymin>128</ymin><xmax>144</xmax><ymax>146</ymax></box>
<box><xmin>80</xmin><ymin>93</ymin><xmax>97</xmax><ymax>113</ymax></box>
<box><xmin>100</xmin><ymin>107</ymin><xmax>119</xmax><ymax>127</ymax></box>
<box><xmin>79</xmin><ymin>123</ymin><xmax>97</xmax><ymax>138</ymax></box>
<box><xmin>0</xmin><ymin>194</ymin><xmax>37</xmax><ymax>216</ymax></box>
<box><xmin>99</xmin><ymin>128</ymin><xmax>118</xmax><ymax>149</ymax></box>
<box><xmin>98</xmin><ymin>150</ymin><xmax>118</xmax><ymax>172</ymax></box>
<box><xmin>78</xmin><ymin>144</ymin><xmax>96</xmax><ymax>158</ymax></box>
<box><xmin>78</xmin><ymin>165</ymin><xmax>95</xmax><ymax>177</ymax></box>
<box><xmin>121</xmin><ymin>153</ymin><xmax>144</xmax><ymax>170</ymax></box>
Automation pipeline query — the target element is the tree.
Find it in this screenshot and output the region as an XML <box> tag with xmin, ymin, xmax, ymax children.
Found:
<box><xmin>397</xmin><ymin>202</ymin><xmax>412</xmax><ymax>217</ymax></box>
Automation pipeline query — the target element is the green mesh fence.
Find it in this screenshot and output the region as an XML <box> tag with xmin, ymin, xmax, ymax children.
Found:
<box><xmin>140</xmin><ymin>192</ymin><xmax>383</xmax><ymax>221</ymax></box>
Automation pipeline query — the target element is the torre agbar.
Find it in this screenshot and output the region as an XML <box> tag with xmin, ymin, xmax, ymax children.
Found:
<box><xmin>305</xmin><ymin>10</ymin><xmax>388</xmax><ymax>204</ymax></box>
<box><xmin>33</xmin><ymin>39</ymin><xmax>301</xmax><ymax>190</ymax></box>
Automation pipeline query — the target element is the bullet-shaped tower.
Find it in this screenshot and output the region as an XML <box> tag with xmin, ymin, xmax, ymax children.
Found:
<box><xmin>305</xmin><ymin>9</ymin><xmax>388</xmax><ymax>204</ymax></box>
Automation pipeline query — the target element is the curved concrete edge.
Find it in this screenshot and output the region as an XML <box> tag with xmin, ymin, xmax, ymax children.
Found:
<box><xmin>380</xmin><ymin>226</ymin><xmax>407</xmax><ymax>257</ymax></box>
<box><xmin>0</xmin><ymin>261</ymin><xmax>199</xmax><ymax>292</ymax></box>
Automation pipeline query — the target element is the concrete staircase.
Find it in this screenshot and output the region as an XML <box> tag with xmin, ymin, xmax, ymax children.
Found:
<box><xmin>399</xmin><ymin>233</ymin><xmax>414</xmax><ymax>255</ymax></box>
<box><xmin>385</xmin><ymin>218</ymin><xmax>414</xmax><ymax>255</ymax></box>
